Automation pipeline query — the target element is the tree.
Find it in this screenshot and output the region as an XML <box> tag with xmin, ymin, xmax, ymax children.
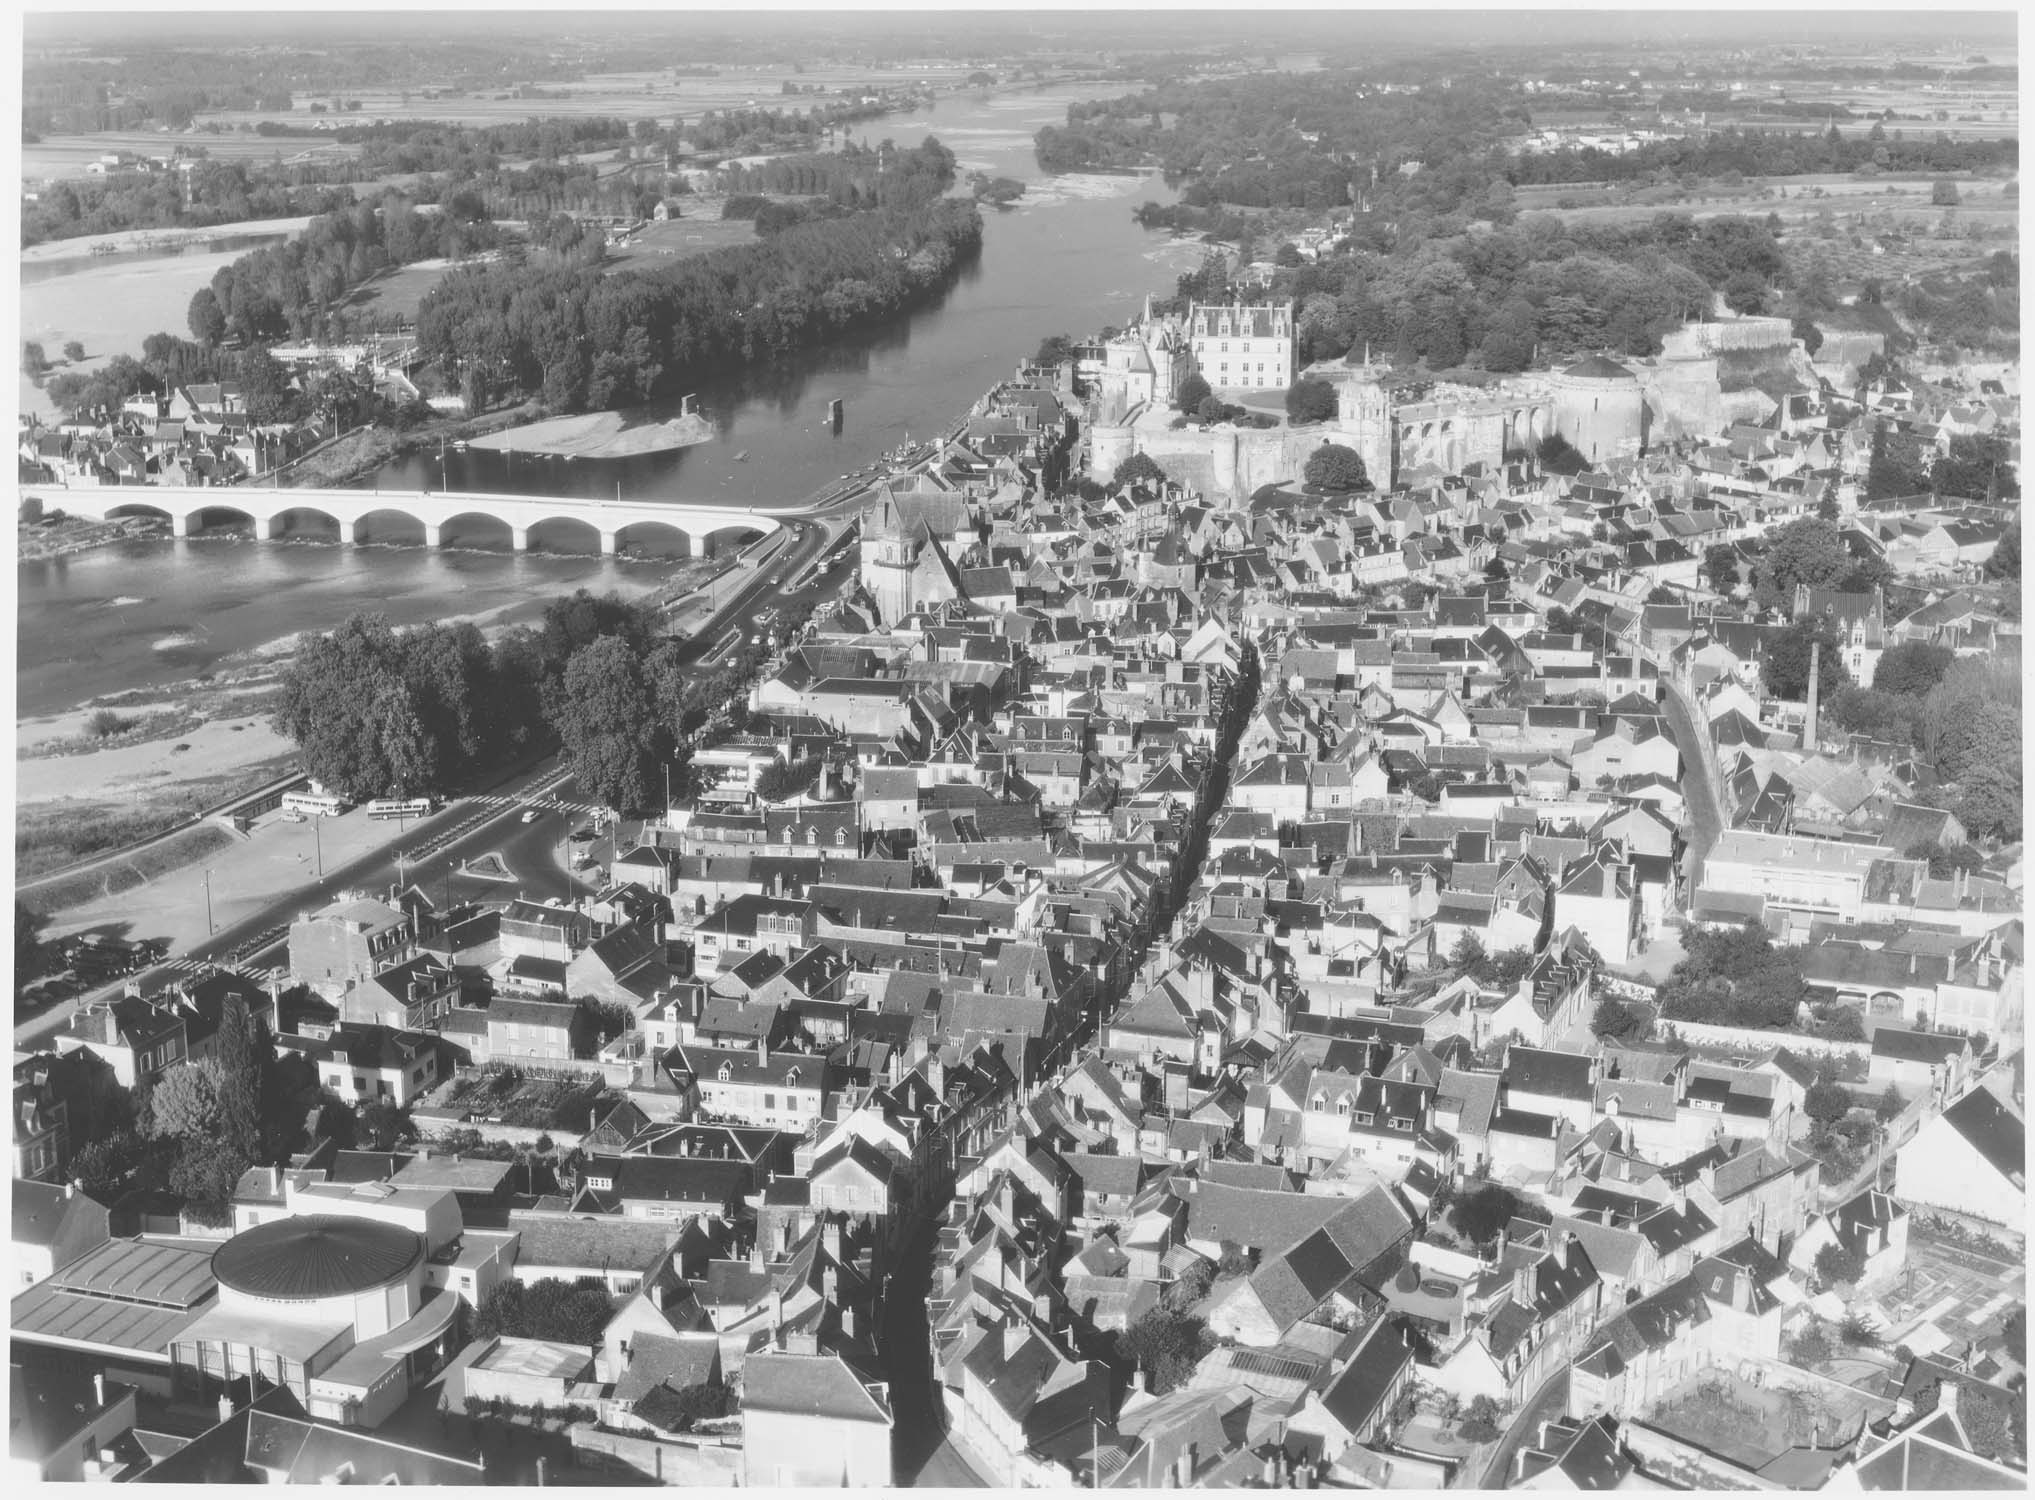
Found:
<box><xmin>1448</xmin><ymin>1184</ymin><xmax>1519</xmax><ymax>1247</ymax></box>
<box><xmin>1283</xmin><ymin>376</ymin><xmax>1338</xmax><ymax>424</ymax></box>
<box><xmin>1805</xmin><ymin>1077</ymin><xmax>1853</xmax><ymax>1128</ymax></box>
<box><xmin>1933</xmin><ymin>434</ymin><xmax>2017</xmax><ymax>502</ymax></box>
<box><xmin>1957</xmin><ymin>1389</ymin><xmax>2017</xmax><ymax>1464</ymax></box>
<box><xmin>144</xmin><ymin>1058</ymin><xmax>225</xmax><ymax>1140</ymax></box>
<box><xmin>472</xmin><ymin>1277</ymin><xmax>618</xmax><ymax>1347</ymax></box>
<box><xmin>16</xmin><ymin>899</ymin><xmax>47</xmax><ymax>983</ymax></box>
<box><xmin>22</xmin><ymin>341</ymin><xmax>48</xmax><ymax>377</ymax></box>
<box><xmin>1274</xmin><ymin>241</ymin><xmax>1303</xmax><ymax>268</ymax></box>
<box><xmin>169</xmin><ymin>1137</ymin><xmax>252</xmax><ymax>1225</ymax></box>
<box><xmin>1536</xmin><ymin>432</ymin><xmax>1588</xmax><ymax>476</ymax></box>
<box><xmin>62</xmin><ymin>339</ymin><xmax>85</xmax><ymax>363</ymax></box>
<box><xmin>71</xmin><ymin>1130</ymin><xmax>147</xmax><ymax>1200</ymax></box>
<box><xmin>1873</xmin><ymin>640</ymin><xmax>1956</xmax><ymax>697</ymax></box>
<box><xmin>1459</xmin><ymin>1396</ymin><xmax>1505</xmax><ymax>1443</ymax></box>
<box><xmin>1702</xmin><ymin>543</ymin><xmax>1741</xmax><ymax>594</ymax></box>
<box><xmin>1873</xmin><ymin>1083</ymin><xmax>1905</xmax><ymax>1122</ymax></box>
<box><xmin>272</xmin><ymin>614</ymin><xmax>442</xmax><ymax>800</ymax></box>
<box><xmin>1984</xmin><ymin>521</ymin><xmax>2020</xmax><ymax>580</ymax></box>
<box><xmin>1839</xmin><ymin>1312</ymin><xmax>1881</xmax><ymax>1348</ymax></box>
<box><xmin>214</xmin><ymin>993</ymin><xmax>267</xmax><ymax>1162</ymax></box>
<box><xmin>1814</xmin><ymin>1241</ymin><xmax>1867</xmax><ymax>1287</ymax></box>
<box><xmin>1448</xmin><ymin>932</ymin><xmax>1487</xmax><ymax>974</ymax></box>
<box><xmin>1303</xmin><ymin>442</ymin><xmax>1369</xmax><ymax>493</ymax></box>
<box><xmin>551</xmin><ymin>636</ymin><xmax>661</xmax><ymax>813</ymax></box>
<box><xmin>1761</xmin><ymin>617</ymin><xmax>1848</xmax><ymax>704</ymax></box>
<box><xmin>1930</xmin><ymin>178</ymin><xmax>1961</xmax><ymax>206</ymax></box>
<box><xmin>1174</xmin><ymin>372</ymin><xmax>1212</xmax><ymax>413</ymax></box>
<box><xmin>1866</xmin><ymin>423</ymin><xmax>1933</xmax><ymax>501</ymax></box>
<box><xmin>1752</xmin><ymin>517</ymin><xmax>1856</xmax><ymax>611</ymax></box>
<box><xmin>360</xmin><ymin>1099</ymin><xmax>418</xmax><ymax>1151</ymax></box>
<box><xmin>1119</xmin><ymin>1305</ymin><xmax>1215</xmax><ymax>1396</ymax></box>
<box><xmin>1113</xmin><ymin>451</ymin><xmax>1168</xmax><ymax>489</ymax></box>
<box><xmin>666</xmin><ymin>1378</ymin><xmax>733</xmax><ymax>1431</ymax></box>
<box><xmin>1791</xmin><ymin>1323</ymin><xmax>1833</xmax><ymax>1366</ymax></box>
<box><xmin>1034</xmin><ymin>333</ymin><xmax>1076</xmax><ymax>367</ymax></box>
<box><xmin>1592</xmin><ymin>997</ymin><xmax>1648</xmax><ymax>1043</ymax></box>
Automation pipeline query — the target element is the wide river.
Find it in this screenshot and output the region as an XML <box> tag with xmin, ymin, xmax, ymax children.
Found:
<box><xmin>16</xmin><ymin>87</ymin><xmax>1198</xmax><ymax>721</ymax></box>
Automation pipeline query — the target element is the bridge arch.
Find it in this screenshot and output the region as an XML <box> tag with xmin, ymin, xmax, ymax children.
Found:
<box><xmin>185</xmin><ymin>502</ymin><xmax>261</xmax><ymax>539</ymax></box>
<box><xmin>104</xmin><ymin>500</ymin><xmax>175</xmax><ymax>524</ymax></box>
<box><xmin>526</xmin><ymin>514</ymin><xmax>605</xmax><ymax>556</ymax></box>
<box><xmin>270</xmin><ymin>505</ymin><xmax>348</xmax><ymax>543</ymax></box>
<box><xmin>350</xmin><ymin>508</ymin><xmax>428</xmax><ymax>547</ymax></box>
<box><xmin>702</xmin><ymin>523</ymin><xmax>767</xmax><ymax>558</ymax></box>
<box><xmin>435</xmin><ymin>511</ymin><xmax>519</xmax><ymax>551</ymax></box>
<box><xmin>612</xmin><ymin>519</ymin><xmax>695</xmax><ymax>559</ymax></box>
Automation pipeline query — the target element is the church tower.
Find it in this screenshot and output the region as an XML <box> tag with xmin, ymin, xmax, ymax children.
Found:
<box><xmin>859</xmin><ymin>492</ymin><xmax>920</xmax><ymax>625</ymax></box>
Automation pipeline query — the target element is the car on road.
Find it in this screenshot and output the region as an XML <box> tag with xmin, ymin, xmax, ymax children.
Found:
<box><xmin>520</xmin><ymin>807</ymin><xmax>541</xmax><ymax>823</ymax></box>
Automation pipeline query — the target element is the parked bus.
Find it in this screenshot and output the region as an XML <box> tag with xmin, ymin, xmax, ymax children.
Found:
<box><xmin>366</xmin><ymin>797</ymin><xmax>435</xmax><ymax>822</ymax></box>
<box><xmin>281</xmin><ymin>789</ymin><xmax>349</xmax><ymax>818</ymax></box>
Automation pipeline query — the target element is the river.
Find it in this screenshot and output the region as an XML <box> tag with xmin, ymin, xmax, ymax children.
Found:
<box><xmin>17</xmin><ymin>85</ymin><xmax>1197</xmax><ymax>722</ymax></box>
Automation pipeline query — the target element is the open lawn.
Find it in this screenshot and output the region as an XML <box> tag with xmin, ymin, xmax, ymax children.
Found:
<box><xmin>606</xmin><ymin>213</ymin><xmax>757</xmax><ymax>265</ymax></box>
<box><xmin>335</xmin><ymin>255</ymin><xmax>463</xmax><ymax>326</ymax></box>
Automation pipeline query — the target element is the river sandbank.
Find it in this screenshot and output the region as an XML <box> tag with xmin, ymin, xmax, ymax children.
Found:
<box><xmin>466</xmin><ymin>408</ymin><xmax>716</xmax><ymax>459</ymax></box>
<box><xmin>21</xmin><ymin>214</ymin><xmax>313</xmax><ymax>266</ymax></box>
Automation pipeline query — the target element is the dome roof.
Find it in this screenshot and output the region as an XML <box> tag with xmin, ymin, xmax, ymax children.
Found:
<box><xmin>1564</xmin><ymin>354</ymin><xmax>1637</xmax><ymax>381</ymax></box>
<box><xmin>213</xmin><ymin>1215</ymin><xmax>423</xmax><ymax>1300</ymax></box>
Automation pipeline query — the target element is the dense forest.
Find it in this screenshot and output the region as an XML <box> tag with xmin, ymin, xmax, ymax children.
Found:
<box><xmin>1035</xmin><ymin>68</ymin><xmax>2015</xmax><ymax>225</ymax></box>
<box><xmin>416</xmin><ymin>192</ymin><xmax>981</xmax><ymax>413</ymax></box>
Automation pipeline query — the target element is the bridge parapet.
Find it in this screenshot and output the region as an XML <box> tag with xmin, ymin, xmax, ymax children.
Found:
<box><xmin>30</xmin><ymin>483</ymin><xmax>783</xmax><ymax>555</ymax></box>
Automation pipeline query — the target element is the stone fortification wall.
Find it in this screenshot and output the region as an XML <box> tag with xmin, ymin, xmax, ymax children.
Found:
<box><xmin>1661</xmin><ymin>316</ymin><xmax>1794</xmax><ymax>359</ymax></box>
<box><xmin>1088</xmin><ymin>413</ymin><xmax>1344</xmax><ymax>502</ymax></box>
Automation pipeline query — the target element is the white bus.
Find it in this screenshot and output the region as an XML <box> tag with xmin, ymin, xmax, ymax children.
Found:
<box><xmin>281</xmin><ymin>789</ymin><xmax>349</xmax><ymax>818</ymax></box>
<box><xmin>367</xmin><ymin>797</ymin><xmax>435</xmax><ymax>822</ymax></box>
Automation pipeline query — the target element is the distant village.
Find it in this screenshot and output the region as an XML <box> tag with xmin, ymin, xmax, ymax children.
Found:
<box><xmin>13</xmin><ymin>292</ymin><xmax>2025</xmax><ymax>1490</ymax></box>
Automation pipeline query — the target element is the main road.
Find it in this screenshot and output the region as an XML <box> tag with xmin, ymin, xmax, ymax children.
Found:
<box><xmin>14</xmin><ymin>503</ymin><xmax>854</xmax><ymax>1051</ymax></box>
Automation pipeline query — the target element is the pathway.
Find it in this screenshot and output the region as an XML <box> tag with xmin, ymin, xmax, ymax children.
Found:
<box><xmin>1480</xmin><ymin>1368</ymin><xmax>1571</xmax><ymax>1489</ymax></box>
<box><xmin>1662</xmin><ymin>682</ymin><xmax>1725</xmax><ymax>893</ymax></box>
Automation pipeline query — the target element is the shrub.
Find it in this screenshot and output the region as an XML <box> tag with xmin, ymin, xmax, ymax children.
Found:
<box><xmin>1173</xmin><ymin>373</ymin><xmax>1211</xmax><ymax>413</ymax></box>
<box><xmin>85</xmin><ymin>709</ymin><xmax>128</xmax><ymax>739</ymax></box>
<box><xmin>1459</xmin><ymin>1395</ymin><xmax>1505</xmax><ymax>1443</ymax></box>
<box><xmin>1839</xmin><ymin>1312</ymin><xmax>1882</xmax><ymax>1348</ymax></box>
<box><xmin>1449</xmin><ymin>1184</ymin><xmax>1520</xmax><ymax>1247</ymax></box>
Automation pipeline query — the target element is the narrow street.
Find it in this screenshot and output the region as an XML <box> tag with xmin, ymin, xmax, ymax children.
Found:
<box><xmin>1479</xmin><ymin>1368</ymin><xmax>1571</xmax><ymax>1489</ymax></box>
<box><xmin>882</xmin><ymin>1215</ymin><xmax>993</xmax><ymax>1487</ymax></box>
<box><xmin>1661</xmin><ymin>683</ymin><xmax>1725</xmax><ymax>895</ymax></box>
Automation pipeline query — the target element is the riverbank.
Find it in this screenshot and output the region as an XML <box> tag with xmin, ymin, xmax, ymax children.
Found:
<box><xmin>21</xmin><ymin>214</ymin><xmax>313</xmax><ymax>265</ymax></box>
<box><xmin>18</xmin><ymin>512</ymin><xmax>168</xmax><ymax>561</ymax></box>
<box><xmin>278</xmin><ymin>402</ymin><xmax>543</xmax><ymax>488</ymax></box>
<box><xmin>466</xmin><ymin>408</ymin><xmax>715</xmax><ymax>459</ymax></box>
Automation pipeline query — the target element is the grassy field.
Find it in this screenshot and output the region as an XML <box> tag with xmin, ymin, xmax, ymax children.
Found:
<box><xmin>607</xmin><ymin>211</ymin><xmax>757</xmax><ymax>266</ymax></box>
<box><xmin>335</xmin><ymin>255</ymin><xmax>464</xmax><ymax>325</ymax></box>
<box><xmin>21</xmin><ymin>131</ymin><xmax>360</xmax><ymax>180</ymax></box>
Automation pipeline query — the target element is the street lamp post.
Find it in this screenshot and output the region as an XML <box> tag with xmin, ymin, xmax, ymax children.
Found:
<box><xmin>202</xmin><ymin>868</ymin><xmax>215</xmax><ymax>936</ymax></box>
<box><xmin>314</xmin><ymin>816</ymin><xmax>324</xmax><ymax>879</ymax></box>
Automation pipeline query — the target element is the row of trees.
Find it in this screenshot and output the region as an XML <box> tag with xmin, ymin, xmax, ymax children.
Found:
<box><xmin>272</xmin><ymin>589</ymin><xmax>781</xmax><ymax>812</ymax></box>
<box><xmin>416</xmin><ymin>192</ymin><xmax>981</xmax><ymax>414</ymax></box>
<box><xmin>719</xmin><ymin>137</ymin><xmax>957</xmax><ymax>213</ymax></box>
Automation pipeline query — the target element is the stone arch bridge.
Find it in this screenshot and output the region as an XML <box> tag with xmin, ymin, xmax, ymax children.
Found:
<box><xmin>36</xmin><ymin>484</ymin><xmax>784</xmax><ymax>556</ymax></box>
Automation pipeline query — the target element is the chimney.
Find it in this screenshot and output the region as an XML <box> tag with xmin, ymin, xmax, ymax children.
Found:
<box><xmin>756</xmin><ymin>1034</ymin><xmax>769</xmax><ymax>1065</ymax></box>
<box><xmin>94</xmin><ymin>1373</ymin><xmax>106</xmax><ymax>1410</ymax></box>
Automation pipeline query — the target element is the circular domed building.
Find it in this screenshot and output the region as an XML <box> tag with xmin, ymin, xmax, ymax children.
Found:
<box><xmin>171</xmin><ymin>1213</ymin><xmax>458</xmax><ymax>1427</ymax></box>
<box><xmin>213</xmin><ymin>1215</ymin><xmax>426</xmax><ymax>1337</ymax></box>
<box><xmin>1549</xmin><ymin>353</ymin><xmax>1648</xmax><ymax>468</ymax></box>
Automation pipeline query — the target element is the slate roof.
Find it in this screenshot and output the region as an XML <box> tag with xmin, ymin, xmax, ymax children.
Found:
<box><xmin>1937</xmin><ymin>1086</ymin><xmax>2025</xmax><ymax>1186</ymax></box>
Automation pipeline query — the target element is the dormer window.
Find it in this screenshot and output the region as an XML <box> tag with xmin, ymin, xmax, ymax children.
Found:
<box><xmin>1336</xmin><ymin>1095</ymin><xmax>1352</xmax><ymax>1117</ymax></box>
<box><xmin>785</xmin><ymin>1067</ymin><xmax>801</xmax><ymax>1087</ymax></box>
<box><xmin>1390</xmin><ymin>1117</ymin><xmax>1413</xmax><ymax>1132</ymax></box>
<box><xmin>1356</xmin><ymin>1111</ymin><xmax>1375</xmax><ymax>1126</ymax></box>
<box><xmin>717</xmin><ymin>1063</ymin><xmax>733</xmax><ymax>1083</ymax></box>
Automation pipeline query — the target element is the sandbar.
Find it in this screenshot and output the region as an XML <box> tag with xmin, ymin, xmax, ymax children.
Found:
<box><xmin>466</xmin><ymin>408</ymin><xmax>715</xmax><ymax>459</ymax></box>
